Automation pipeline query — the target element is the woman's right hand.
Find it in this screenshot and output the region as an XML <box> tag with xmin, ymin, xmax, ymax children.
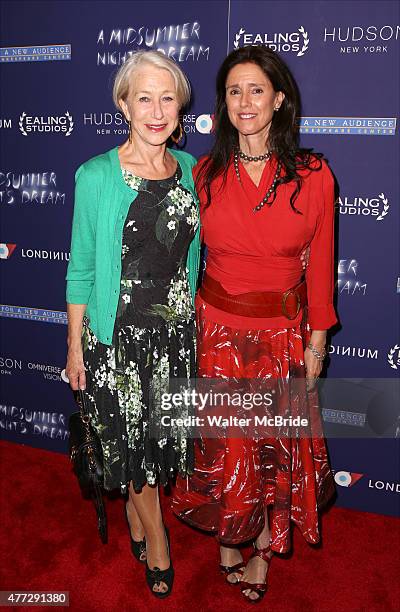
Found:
<box><xmin>65</xmin><ymin>346</ymin><xmax>86</xmax><ymax>391</ymax></box>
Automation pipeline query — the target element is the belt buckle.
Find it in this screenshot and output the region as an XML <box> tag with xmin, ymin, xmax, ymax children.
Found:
<box><xmin>282</xmin><ymin>288</ymin><xmax>301</xmax><ymax>320</ymax></box>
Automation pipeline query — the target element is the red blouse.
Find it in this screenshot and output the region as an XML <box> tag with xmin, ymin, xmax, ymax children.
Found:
<box><xmin>195</xmin><ymin>155</ymin><xmax>338</xmax><ymax>330</ymax></box>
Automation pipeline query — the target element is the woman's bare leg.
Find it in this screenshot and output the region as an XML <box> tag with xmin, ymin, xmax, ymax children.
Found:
<box><xmin>128</xmin><ymin>481</ymin><xmax>170</xmax><ymax>594</ymax></box>
<box><xmin>126</xmin><ymin>484</ymin><xmax>145</xmax><ymax>538</ymax></box>
<box><xmin>220</xmin><ymin>544</ymin><xmax>245</xmax><ymax>583</ymax></box>
<box><xmin>241</xmin><ymin>509</ymin><xmax>273</xmax><ymax>601</ymax></box>
<box><xmin>126</xmin><ymin>483</ymin><xmax>146</xmax><ymax>560</ymax></box>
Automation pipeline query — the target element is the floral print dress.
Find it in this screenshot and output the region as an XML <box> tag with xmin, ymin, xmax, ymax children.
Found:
<box><xmin>82</xmin><ymin>164</ymin><xmax>199</xmax><ymax>494</ymax></box>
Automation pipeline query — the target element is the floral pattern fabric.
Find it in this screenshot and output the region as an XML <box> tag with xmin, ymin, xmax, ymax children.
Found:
<box><xmin>82</xmin><ymin>164</ymin><xmax>199</xmax><ymax>494</ymax></box>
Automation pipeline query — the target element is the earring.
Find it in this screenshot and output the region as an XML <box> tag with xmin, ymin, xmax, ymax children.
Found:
<box><xmin>274</xmin><ymin>107</ymin><xmax>280</xmax><ymax>112</ymax></box>
<box><xmin>127</xmin><ymin>120</ymin><xmax>132</xmax><ymax>143</ymax></box>
<box><xmin>171</xmin><ymin>122</ymin><xmax>184</xmax><ymax>144</ymax></box>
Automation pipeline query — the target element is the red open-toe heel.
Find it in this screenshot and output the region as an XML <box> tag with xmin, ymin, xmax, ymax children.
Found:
<box><xmin>220</xmin><ymin>560</ymin><xmax>246</xmax><ymax>585</ymax></box>
<box><xmin>219</xmin><ymin>539</ymin><xmax>245</xmax><ymax>586</ymax></box>
<box><xmin>240</xmin><ymin>543</ymin><xmax>273</xmax><ymax>603</ymax></box>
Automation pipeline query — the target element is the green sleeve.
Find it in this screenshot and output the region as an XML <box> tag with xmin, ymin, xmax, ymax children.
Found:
<box><xmin>65</xmin><ymin>165</ymin><xmax>98</xmax><ymax>304</ymax></box>
<box><xmin>185</xmin><ymin>152</ymin><xmax>201</xmax><ymax>301</ymax></box>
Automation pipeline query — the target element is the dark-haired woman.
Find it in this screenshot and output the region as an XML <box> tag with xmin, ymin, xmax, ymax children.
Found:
<box><xmin>173</xmin><ymin>46</ymin><xmax>337</xmax><ymax>602</ymax></box>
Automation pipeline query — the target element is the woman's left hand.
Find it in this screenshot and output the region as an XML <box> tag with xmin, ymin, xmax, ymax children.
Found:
<box><xmin>304</xmin><ymin>330</ymin><xmax>327</xmax><ymax>391</ymax></box>
<box><xmin>304</xmin><ymin>347</ymin><xmax>323</xmax><ymax>391</ymax></box>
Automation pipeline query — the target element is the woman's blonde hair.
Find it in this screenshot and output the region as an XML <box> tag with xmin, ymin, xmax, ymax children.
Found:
<box><xmin>113</xmin><ymin>50</ymin><xmax>191</xmax><ymax>110</ymax></box>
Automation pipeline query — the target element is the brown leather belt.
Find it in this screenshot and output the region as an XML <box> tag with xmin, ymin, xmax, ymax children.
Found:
<box><xmin>199</xmin><ymin>272</ymin><xmax>307</xmax><ymax>319</ymax></box>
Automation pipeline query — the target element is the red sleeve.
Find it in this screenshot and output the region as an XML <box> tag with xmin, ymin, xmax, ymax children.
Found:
<box><xmin>305</xmin><ymin>160</ymin><xmax>338</xmax><ymax>330</ymax></box>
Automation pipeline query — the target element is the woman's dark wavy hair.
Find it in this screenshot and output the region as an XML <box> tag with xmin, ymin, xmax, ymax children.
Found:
<box><xmin>197</xmin><ymin>45</ymin><xmax>323</xmax><ymax>212</ymax></box>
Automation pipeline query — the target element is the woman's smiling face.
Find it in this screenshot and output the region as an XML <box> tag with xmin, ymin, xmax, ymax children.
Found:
<box><xmin>119</xmin><ymin>64</ymin><xmax>180</xmax><ymax>147</ymax></box>
<box><xmin>225</xmin><ymin>61</ymin><xmax>284</xmax><ymax>139</ymax></box>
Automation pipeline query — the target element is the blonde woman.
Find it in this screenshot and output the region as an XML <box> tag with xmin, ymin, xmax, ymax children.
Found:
<box><xmin>65</xmin><ymin>50</ymin><xmax>200</xmax><ymax>598</ymax></box>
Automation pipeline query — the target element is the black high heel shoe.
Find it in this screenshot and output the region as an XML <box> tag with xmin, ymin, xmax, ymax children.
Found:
<box><xmin>124</xmin><ymin>502</ymin><xmax>146</xmax><ymax>563</ymax></box>
<box><xmin>145</xmin><ymin>526</ymin><xmax>174</xmax><ymax>599</ymax></box>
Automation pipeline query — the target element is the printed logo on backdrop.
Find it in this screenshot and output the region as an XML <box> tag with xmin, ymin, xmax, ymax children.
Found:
<box><xmin>0</xmin><ymin>245</ymin><xmax>69</xmax><ymax>261</ymax></box>
<box><xmin>337</xmin><ymin>193</ymin><xmax>390</xmax><ymax>221</ymax></box>
<box><xmin>0</xmin><ymin>171</ymin><xmax>65</xmax><ymax>205</ymax></box>
<box><xmin>0</xmin><ymin>244</ymin><xmax>17</xmax><ymax>259</ymax></box>
<box><xmin>0</xmin><ymin>44</ymin><xmax>71</xmax><ymax>63</ymax></box>
<box><xmin>21</xmin><ymin>248</ymin><xmax>70</xmax><ymax>261</ymax></box>
<box><xmin>97</xmin><ymin>22</ymin><xmax>210</xmax><ymax>66</ymax></box>
<box><xmin>330</xmin><ymin>343</ymin><xmax>400</xmax><ymax>373</ymax></box>
<box><xmin>83</xmin><ymin>111</ymin><xmax>214</xmax><ymax>136</ymax></box>
<box><xmin>329</xmin><ymin>344</ymin><xmax>378</xmax><ymax>360</ymax></box>
<box><xmin>322</xmin><ymin>408</ymin><xmax>366</xmax><ymax>427</ymax></box>
<box><xmin>0</xmin><ymin>305</ymin><xmax>67</xmax><ymax>325</ymax></box>
<box><xmin>85</xmin><ymin>113</ymin><xmax>398</xmax><ymax>137</ymax></box>
<box><xmin>299</xmin><ymin>117</ymin><xmax>397</xmax><ymax>136</ymax></box>
<box><xmin>387</xmin><ymin>344</ymin><xmax>400</xmax><ymax>371</ymax></box>
<box><xmin>185</xmin><ymin>114</ymin><xmax>214</xmax><ymax>134</ymax></box>
<box><xmin>19</xmin><ymin>112</ymin><xmax>74</xmax><ymax>136</ymax></box>
<box><xmin>323</xmin><ymin>25</ymin><xmax>399</xmax><ymax>54</ymax></box>
<box><xmin>83</xmin><ymin>111</ymin><xmax>129</xmax><ymax>136</ymax></box>
<box><xmin>0</xmin><ymin>403</ymin><xmax>69</xmax><ymax>440</ymax></box>
<box><xmin>0</xmin><ymin>118</ymin><xmax>12</xmax><ymax>129</ymax></box>
<box><xmin>334</xmin><ymin>471</ymin><xmax>363</xmax><ymax>487</ymax></box>
<box><xmin>233</xmin><ymin>26</ymin><xmax>309</xmax><ymax>56</ymax></box>
<box><xmin>337</xmin><ymin>259</ymin><xmax>367</xmax><ymax>295</ymax></box>
<box><xmin>368</xmin><ymin>479</ymin><xmax>400</xmax><ymax>493</ymax></box>
<box><xmin>334</xmin><ymin>471</ymin><xmax>400</xmax><ymax>494</ymax></box>
<box><xmin>0</xmin><ymin>356</ymin><xmax>69</xmax><ymax>383</ymax></box>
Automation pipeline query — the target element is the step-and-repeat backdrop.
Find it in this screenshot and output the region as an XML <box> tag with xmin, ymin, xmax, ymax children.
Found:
<box><xmin>1</xmin><ymin>1</ymin><xmax>399</xmax><ymax>516</ymax></box>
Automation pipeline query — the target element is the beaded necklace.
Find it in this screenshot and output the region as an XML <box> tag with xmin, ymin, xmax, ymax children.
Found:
<box><xmin>233</xmin><ymin>149</ymin><xmax>282</xmax><ymax>212</ymax></box>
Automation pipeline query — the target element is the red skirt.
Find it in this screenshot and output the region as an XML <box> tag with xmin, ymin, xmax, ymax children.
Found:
<box><xmin>172</xmin><ymin>304</ymin><xmax>335</xmax><ymax>554</ymax></box>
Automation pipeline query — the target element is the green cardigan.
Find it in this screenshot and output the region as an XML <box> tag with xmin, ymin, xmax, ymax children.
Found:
<box><xmin>66</xmin><ymin>146</ymin><xmax>201</xmax><ymax>345</ymax></box>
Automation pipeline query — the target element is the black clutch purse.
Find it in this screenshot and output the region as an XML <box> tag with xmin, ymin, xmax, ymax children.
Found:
<box><xmin>69</xmin><ymin>389</ymin><xmax>107</xmax><ymax>543</ymax></box>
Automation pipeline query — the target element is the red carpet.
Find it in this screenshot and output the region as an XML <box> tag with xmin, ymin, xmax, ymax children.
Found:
<box><xmin>0</xmin><ymin>440</ymin><xmax>399</xmax><ymax>612</ymax></box>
